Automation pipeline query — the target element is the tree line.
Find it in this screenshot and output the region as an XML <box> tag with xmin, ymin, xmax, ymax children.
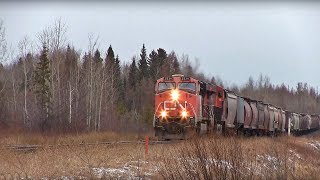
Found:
<box><xmin>0</xmin><ymin>19</ymin><xmax>319</xmax><ymax>133</ymax></box>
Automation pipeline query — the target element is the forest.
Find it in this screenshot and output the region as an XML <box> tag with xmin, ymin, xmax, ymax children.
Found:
<box><xmin>0</xmin><ymin>19</ymin><xmax>319</xmax><ymax>133</ymax></box>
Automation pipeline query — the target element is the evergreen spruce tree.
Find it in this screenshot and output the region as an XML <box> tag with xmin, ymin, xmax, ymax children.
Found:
<box><xmin>163</xmin><ymin>51</ymin><xmax>180</xmax><ymax>76</ymax></box>
<box><xmin>105</xmin><ymin>45</ymin><xmax>115</xmax><ymax>69</ymax></box>
<box><xmin>121</xmin><ymin>76</ymin><xmax>127</xmax><ymax>102</ymax></box>
<box><xmin>34</xmin><ymin>44</ymin><xmax>51</xmax><ymax>130</ymax></box>
<box><xmin>105</xmin><ymin>45</ymin><xmax>116</xmax><ymax>98</ymax></box>
<box><xmin>105</xmin><ymin>45</ymin><xmax>122</xmax><ymax>119</ymax></box>
<box><xmin>115</xmin><ymin>55</ymin><xmax>123</xmax><ymax>102</ymax></box>
<box><xmin>157</xmin><ymin>48</ymin><xmax>167</xmax><ymax>66</ymax></box>
<box><xmin>0</xmin><ymin>63</ymin><xmax>3</xmax><ymax>71</ymax></box>
<box><xmin>82</xmin><ymin>52</ymin><xmax>91</xmax><ymax>69</ymax></box>
<box><xmin>114</xmin><ymin>55</ymin><xmax>121</xmax><ymax>79</ymax></box>
<box><xmin>26</xmin><ymin>52</ymin><xmax>33</xmax><ymax>64</ymax></box>
<box><xmin>93</xmin><ymin>49</ymin><xmax>103</xmax><ymax>64</ymax></box>
<box><xmin>172</xmin><ymin>53</ymin><xmax>180</xmax><ymax>74</ymax></box>
<box><xmin>65</xmin><ymin>45</ymin><xmax>78</xmax><ymax>79</ymax></box>
<box><xmin>158</xmin><ymin>48</ymin><xmax>167</xmax><ymax>77</ymax></box>
<box><xmin>148</xmin><ymin>48</ymin><xmax>167</xmax><ymax>80</ymax></box>
<box><xmin>148</xmin><ymin>50</ymin><xmax>158</xmax><ymax>81</ymax></box>
<box><xmin>105</xmin><ymin>45</ymin><xmax>121</xmax><ymax>89</ymax></box>
<box><xmin>128</xmin><ymin>57</ymin><xmax>138</xmax><ymax>90</ymax></box>
<box><xmin>138</xmin><ymin>44</ymin><xmax>148</xmax><ymax>80</ymax></box>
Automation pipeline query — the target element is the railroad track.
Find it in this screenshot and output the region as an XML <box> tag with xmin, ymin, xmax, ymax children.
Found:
<box><xmin>1</xmin><ymin>140</ymin><xmax>181</xmax><ymax>152</ymax></box>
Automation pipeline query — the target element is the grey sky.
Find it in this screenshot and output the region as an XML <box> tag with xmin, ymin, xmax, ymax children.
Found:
<box><xmin>1</xmin><ymin>1</ymin><xmax>320</xmax><ymax>89</ymax></box>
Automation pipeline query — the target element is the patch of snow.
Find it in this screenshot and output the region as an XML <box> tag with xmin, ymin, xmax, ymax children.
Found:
<box><xmin>60</xmin><ymin>176</ymin><xmax>74</xmax><ymax>180</ymax></box>
<box><xmin>92</xmin><ymin>167</ymin><xmax>131</xmax><ymax>179</ymax></box>
<box><xmin>41</xmin><ymin>176</ymin><xmax>75</xmax><ymax>180</ymax></box>
<box><xmin>289</xmin><ymin>149</ymin><xmax>302</xmax><ymax>160</ymax></box>
<box><xmin>308</xmin><ymin>141</ymin><xmax>320</xmax><ymax>151</ymax></box>
<box><xmin>92</xmin><ymin>160</ymin><xmax>158</xmax><ymax>179</ymax></box>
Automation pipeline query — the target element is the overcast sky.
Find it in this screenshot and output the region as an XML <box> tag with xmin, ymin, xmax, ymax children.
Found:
<box><xmin>1</xmin><ymin>1</ymin><xmax>320</xmax><ymax>89</ymax></box>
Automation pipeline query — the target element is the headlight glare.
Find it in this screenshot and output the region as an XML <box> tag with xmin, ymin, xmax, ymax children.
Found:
<box><xmin>161</xmin><ymin>111</ymin><xmax>167</xmax><ymax>118</ymax></box>
<box><xmin>181</xmin><ymin>110</ymin><xmax>188</xmax><ymax>118</ymax></box>
<box><xmin>171</xmin><ymin>90</ymin><xmax>179</xmax><ymax>101</ymax></box>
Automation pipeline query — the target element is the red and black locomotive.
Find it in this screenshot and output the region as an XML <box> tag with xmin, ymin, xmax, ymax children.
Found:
<box><xmin>153</xmin><ymin>74</ymin><xmax>224</xmax><ymax>140</ymax></box>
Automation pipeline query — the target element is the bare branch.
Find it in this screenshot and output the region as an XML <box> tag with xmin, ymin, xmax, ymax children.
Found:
<box><xmin>18</xmin><ymin>36</ymin><xmax>31</xmax><ymax>57</ymax></box>
<box><xmin>37</xmin><ymin>26</ymin><xmax>52</xmax><ymax>50</ymax></box>
<box><xmin>52</xmin><ymin>18</ymin><xmax>67</xmax><ymax>51</ymax></box>
<box><xmin>87</xmin><ymin>33</ymin><xmax>100</xmax><ymax>55</ymax></box>
<box><xmin>0</xmin><ymin>79</ymin><xmax>6</xmax><ymax>94</ymax></box>
<box><xmin>0</xmin><ymin>19</ymin><xmax>8</xmax><ymax>63</ymax></box>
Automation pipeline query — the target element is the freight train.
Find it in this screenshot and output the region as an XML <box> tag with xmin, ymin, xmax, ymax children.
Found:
<box><xmin>153</xmin><ymin>74</ymin><xmax>320</xmax><ymax>140</ymax></box>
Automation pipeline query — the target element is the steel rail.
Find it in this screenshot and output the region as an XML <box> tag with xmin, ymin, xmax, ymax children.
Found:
<box><xmin>1</xmin><ymin>140</ymin><xmax>182</xmax><ymax>152</ymax></box>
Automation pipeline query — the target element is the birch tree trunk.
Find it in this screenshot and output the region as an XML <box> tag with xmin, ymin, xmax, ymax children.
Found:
<box><xmin>75</xmin><ymin>61</ymin><xmax>80</xmax><ymax>119</ymax></box>
<box><xmin>68</xmin><ymin>81</ymin><xmax>73</xmax><ymax>124</ymax></box>
<box><xmin>88</xmin><ymin>56</ymin><xmax>93</xmax><ymax>130</ymax></box>
<box><xmin>86</xmin><ymin>34</ymin><xmax>99</xmax><ymax>131</ymax></box>
<box><xmin>98</xmin><ymin>72</ymin><xmax>105</xmax><ymax>131</ymax></box>
<box><xmin>18</xmin><ymin>36</ymin><xmax>30</xmax><ymax>128</ymax></box>
<box><xmin>11</xmin><ymin>71</ymin><xmax>16</xmax><ymax>112</ymax></box>
<box><xmin>23</xmin><ymin>57</ymin><xmax>29</xmax><ymax>127</ymax></box>
<box><xmin>57</xmin><ymin>55</ymin><xmax>61</xmax><ymax>124</ymax></box>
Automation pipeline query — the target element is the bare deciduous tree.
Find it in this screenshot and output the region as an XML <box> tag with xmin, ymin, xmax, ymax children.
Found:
<box><xmin>0</xmin><ymin>19</ymin><xmax>8</xmax><ymax>63</ymax></box>
<box><xmin>86</xmin><ymin>34</ymin><xmax>99</xmax><ymax>130</ymax></box>
<box><xmin>18</xmin><ymin>36</ymin><xmax>31</xmax><ymax>127</ymax></box>
<box><xmin>51</xmin><ymin>18</ymin><xmax>67</xmax><ymax>124</ymax></box>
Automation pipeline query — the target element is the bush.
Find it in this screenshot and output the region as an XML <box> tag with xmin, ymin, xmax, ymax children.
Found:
<box><xmin>158</xmin><ymin>135</ymin><xmax>319</xmax><ymax>180</ymax></box>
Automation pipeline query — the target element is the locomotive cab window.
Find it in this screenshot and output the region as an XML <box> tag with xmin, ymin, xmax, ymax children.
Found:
<box><xmin>178</xmin><ymin>82</ymin><xmax>196</xmax><ymax>93</ymax></box>
<box><xmin>158</xmin><ymin>82</ymin><xmax>175</xmax><ymax>92</ymax></box>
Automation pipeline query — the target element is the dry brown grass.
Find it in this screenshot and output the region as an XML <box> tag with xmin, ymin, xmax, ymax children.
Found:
<box><xmin>156</xmin><ymin>135</ymin><xmax>320</xmax><ymax>180</ymax></box>
<box><xmin>0</xmin><ymin>132</ymin><xmax>320</xmax><ymax>179</ymax></box>
<box><xmin>0</xmin><ymin>131</ymin><xmax>149</xmax><ymax>146</ymax></box>
<box><xmin>0</xmin><ymin>143</ymin><xmax>150</xmax><ymax>179</ymax></box>
<box><xmin>0</xmin><ymin>131</ymin><xmax>153</xmax><ymax>179</ymax></box>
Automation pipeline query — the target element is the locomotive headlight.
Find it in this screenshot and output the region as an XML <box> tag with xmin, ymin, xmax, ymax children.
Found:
<box><xmin>161</xmin><ymin>111</ymin><xmax>167</xmax><ymax>118</ymax></box>
<box><xmin>171</xmin><ymin>90</ymin><xmax>179</xmax><ymax>101</ymax></box>
<box><xmin>181</xmin><ymin>110</ymin><xmax>188</xmax><ymax>118</ymax></box>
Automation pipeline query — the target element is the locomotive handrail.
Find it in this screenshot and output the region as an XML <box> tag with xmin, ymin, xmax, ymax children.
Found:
<box><xmin>186</xmin><ymin>102</ymin><xmax>196</xmax><ymax>120</ymax></box>
<box><xmin>154</xmin><ymin>102</ymin><xmax>164</xmax><ymax>120</ymax></box>
<box><xmin>202</xmin><ymin>104</ymin><xmax>215</xmax><ymax>119</ymax></box>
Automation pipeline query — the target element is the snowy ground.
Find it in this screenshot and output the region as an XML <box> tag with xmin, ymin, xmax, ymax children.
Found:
<box><xmin>3</xmin><ymin>135</ymin><xmax>319</xmax><ymax>179</ymax></box>
<box><xmin>92</xmin><ymin>160</ymin><xmax>159</xmax><ymax>179</ymax></box>
<box><xmin>308</xmin><ymin>141</ymin><xmax>320</xmax><ymax>151</ymax></box>
<box><xmin>39</xmin><ymin>160</ymin><xmax>159</xmax><ymax>180</ymax></box>
<box><xmin>38</xmin><ymin>146</ymin><xmax>310</xmax><ymax>179</ymax></box>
